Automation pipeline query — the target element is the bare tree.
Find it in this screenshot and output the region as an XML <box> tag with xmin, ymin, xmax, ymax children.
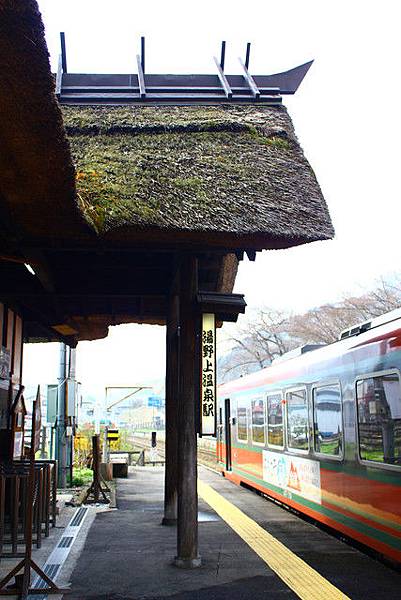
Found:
<box><xmin>288</xmin><ymin>275</ymin><xmax>401</xmax><ymax>345</ymax></box>
<box><xmin>288</xmin><ymin>304</ymin><xmax>356</xmax><ymax>344</ymax></box>
<box><xmin>218</xmin><ymin>308</ymin><xmax>297</xmax><ymax>382</ymax></box>
<box><xmin>219</xmin><ymin>274</ymin><xmax>401</xmax><ymax>383</ymax></box>
<box><xmin>343</xmin><ymin>275</ymin><xmax>401</xmax><ymax>319</ymax></box>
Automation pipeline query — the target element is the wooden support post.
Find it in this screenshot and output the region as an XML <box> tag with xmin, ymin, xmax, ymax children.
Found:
<box><xmin>11</xmin><ymin>477</ymin><xmax>19</xmax><ymax>555</ymax></box>
<box><xmin>174</xmin><ymin>256</ymin><xmax>201</xmax><ymax>568</ymax></box>
<box><xmin>0</xmin><ymin>472</ymin><xmax>4</xmax><ymax>558</ymax></box>
<box><xmin>83</xmin><ymin>435</ymin><xmax>109</xmax><ymax>504</ymax></box>
<box><xmin>93</xmin><ymin>434</ymin><xmax>100</xmax><ymax>503</ymax></box>
<box><xmin>162</xmin><ymin>294</ymin><xmax>179</xmax><ymax>525</ymax></box>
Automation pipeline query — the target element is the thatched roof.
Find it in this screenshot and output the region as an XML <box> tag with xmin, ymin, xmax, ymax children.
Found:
<box><xmin>0</xmin><ymin>1</ymin><xmax>333</xmax><ymax>252</ymax></box>
<box><xmin>64</xmin><ymin>105</ymin><xmax>334</xmax><ymax>250</ymax></box>
<box><xmin>0</xmin><ymin>0</ymin><xmax>334</xmax><ymax>343</ymax></box>
<box><xmin>0</xmin><ymin>0</ymin><xmax>89</xmax><ymax>244</ymax></box>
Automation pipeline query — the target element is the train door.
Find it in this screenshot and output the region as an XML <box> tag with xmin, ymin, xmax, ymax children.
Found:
<box><xmin>224</xmin><ymin>398</ymin><xmax>232</xmax><ymax>471</ymax></box>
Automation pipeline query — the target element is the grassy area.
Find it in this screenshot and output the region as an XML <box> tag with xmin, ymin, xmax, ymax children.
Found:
<box><xmin>71</xmin><ymin>467</ymin><xmax>93</xmax><ymax>487</ymax></box>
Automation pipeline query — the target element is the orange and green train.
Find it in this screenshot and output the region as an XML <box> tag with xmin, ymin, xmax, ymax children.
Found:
<box><xmin>216</xmin><ymin>309</ymin><xmax>401</xmax><ymax>563</ymax></box>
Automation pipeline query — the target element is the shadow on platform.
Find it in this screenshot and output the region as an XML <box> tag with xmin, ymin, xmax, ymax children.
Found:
<box><xmin>65</xmin><ymin>467</ymin><xmax>295</xmax><ymax>600</ymax></box>
<box><xmin>65</xmin><ymin>467</ymin><xmax>401</xmax><ymax>600</ymax></box>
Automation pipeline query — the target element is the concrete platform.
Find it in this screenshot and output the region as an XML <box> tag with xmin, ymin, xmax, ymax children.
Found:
<box><xmin>64</xmin><ymin>466</ymin><xmax>401</xmax><ymax>600</ymax></box>
<box><xmin>0</xmin><ymin>491</ymin><xmax>103</xmax><ymax>599</ymax></box>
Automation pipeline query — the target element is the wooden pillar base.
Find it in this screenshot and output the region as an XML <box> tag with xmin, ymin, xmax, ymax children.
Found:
<box><xmin>161</xmin><ymin>517</ymin><xmax>177</xmax><ymax>526</ymax></box>
<box><xmin>173</xmin><ymin>556</ymin><xmax>202</xmax><ymax>569</ymax></box>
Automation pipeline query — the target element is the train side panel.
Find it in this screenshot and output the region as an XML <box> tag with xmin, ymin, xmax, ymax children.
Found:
<box><xmin>217</xmin><ymin>322</ymin><xmax>401</xmax><ymax>562</ymax></box>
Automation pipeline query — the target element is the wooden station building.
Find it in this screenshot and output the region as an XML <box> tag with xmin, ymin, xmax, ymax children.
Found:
<box><xmin>0</xmin><ymin>1</ymin><xmax>334</xmax><ymax>566</ymax></box>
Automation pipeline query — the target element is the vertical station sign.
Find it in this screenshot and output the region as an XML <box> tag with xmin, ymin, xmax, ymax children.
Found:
<box><xmin>201</xmin><ymin>313</ymin><xmax>216</xmax><ymax>436</ymax></box>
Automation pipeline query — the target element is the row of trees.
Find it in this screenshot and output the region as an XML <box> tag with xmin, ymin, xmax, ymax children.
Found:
<box><xmin>218</xmin><ymin>275</ymin><xmax>401</xmax><ymax>383</ymax></box>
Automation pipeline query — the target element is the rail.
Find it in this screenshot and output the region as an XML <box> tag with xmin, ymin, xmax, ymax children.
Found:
<box><xmin>130</xmin><ymin>435</ymin><xmax>218</xmax><ymax>471</ymax></box>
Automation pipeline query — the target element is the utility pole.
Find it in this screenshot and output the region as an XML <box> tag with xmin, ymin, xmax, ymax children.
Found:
<box><xmin>68</xmin><ymin>346</ymin><xmax>77</xmax><ymax>485</ymax></box>
<box><xmin>55</xmin><ymin>342</ymin><xmax>67</xmax><ymax>488</ymax></box>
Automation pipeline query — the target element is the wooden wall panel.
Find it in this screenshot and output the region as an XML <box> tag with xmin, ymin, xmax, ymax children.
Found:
<box><xmin>13</xmin><ymin>315</ymin><xmax>23</xmax><ymax>384</ymax></box>
<box><xmin>0</xmin><ymin>305</ymin><xmax>24</xmax><ymax>459</ymax></box>
<box><xmin>0</xmin><ymin>303</ymin><xmax>4</xmax><ymax>346</ymax></box>
<box><xmin>6</xmin><ymin>309</ymin><xmax>14</xmax><ymax>354</ymax></box>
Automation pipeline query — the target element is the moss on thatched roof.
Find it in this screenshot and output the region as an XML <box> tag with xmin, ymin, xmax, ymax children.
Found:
<box><xmin>0</xmin><ymin>0</ymin><xmax>332</xmax><ymax>251</ymax></box>
<box><xmin>63</xmin><ymin>105</ymin><xmax>333</xmax><ymax>249</ymax></box>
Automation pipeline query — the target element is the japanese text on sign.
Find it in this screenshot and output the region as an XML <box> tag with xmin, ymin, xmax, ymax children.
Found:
<box><xmin>201</xmin><ymin>313</ymin><xmax>216</xmax><ymax>435</ymax></box>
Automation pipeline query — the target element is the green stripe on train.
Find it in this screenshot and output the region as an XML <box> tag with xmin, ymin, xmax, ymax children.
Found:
<box><xmin>222</xmin><ymin>455</ymin><xmax>401</xmax><ymax>533</ymax></box>
<box><xmin>230</xmin><ymin>441</ymin><xmax>401</xmax><ymax>487</ymax></box>
<box><xmin>224</xmin><ymin>454</ymin><xmax>401</xmax><ymax>533</ymax></box>
<box><xmin>231</xmin><ymin>465</ymin><xmax>401</xmax><ymax>551</ymax></box>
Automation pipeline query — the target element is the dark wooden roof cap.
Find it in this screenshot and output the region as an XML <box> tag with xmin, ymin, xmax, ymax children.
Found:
<box><xmin>197</xmin><ymin>292</ymin><xmax>246</xmax><ymax>323</ymax></box>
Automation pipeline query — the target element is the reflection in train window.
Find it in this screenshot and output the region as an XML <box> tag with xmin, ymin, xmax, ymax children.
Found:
<box><xmin>251</xmin><ymin>398</ymin><xmax>265</xmax><ymax>445</ymax></box>
<box><xmin>356</xmin><ymin>373</ymin><xmax>401</xmax><ymax>465</ymax></box>
<box><xmin>267</xmin><ymin>394</ymin><xmax>283</xmax><ymax>447</ymax></box>
<box><xmin>237</xmin><ymin>404</ymin><xmax>248</xmax><ymax>442</ymax></box>
<box><xmin>286</xmin><ymin>389</ymin><xmax>308</xmax><ymax>451</ymax></box>
<box><xmin>313</xmin><ymin>384</ymin><xmax>342</xmax><ymax>456</ymax></box>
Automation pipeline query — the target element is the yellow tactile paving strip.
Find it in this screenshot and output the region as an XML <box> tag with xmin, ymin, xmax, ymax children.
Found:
<box><xmin>198</xmin><ymin>479</ymin><xmax>350</xmax><ymax>600</ymax></box>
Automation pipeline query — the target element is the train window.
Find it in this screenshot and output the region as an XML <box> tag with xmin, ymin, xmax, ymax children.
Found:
<box><xmin>286</xmin><ymin>389</ymin><xmax>308</xmax><ymax>451</ymax></box>
<box><xmin>237</xmin><ymin>404</ymin><xmax>248</xmax><ymax>442</ymax></box>
<box><xmin>251</xmin><ymin>398</ymin><xmax>265</xmax><ymax>445</ymax></box>
<box><xmin>267</xmin><ymin>394</ymin><xmax>283</xmax><ymax>447</ymax></box>
<box><xmin>356</xmin><ymin>373</ymin><xmax>401</xmax><ymax>466</ymax></box>
<box><xmin>313</xmin><ymin>384</ymin><xmax>342</xmax><ymax>456</ymax></box>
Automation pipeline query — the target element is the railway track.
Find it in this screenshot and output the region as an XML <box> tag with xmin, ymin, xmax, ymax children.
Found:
<box><xmin>131</xmin><ymin>435</ymin><xmax>219</xmax><ymax>472</ymax></box>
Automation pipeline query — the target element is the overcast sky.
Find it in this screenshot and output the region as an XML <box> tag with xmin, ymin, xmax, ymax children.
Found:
<box><xmin>23</xmin><ymin>0</ymin><xmax>401</xmax><ymax>399</ymax></box>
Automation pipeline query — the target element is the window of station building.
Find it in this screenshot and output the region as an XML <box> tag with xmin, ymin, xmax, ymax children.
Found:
<box><xmin>356</xmin><ymin>373</ymin><xmax>401</xmax><ymax>466</ymax></box>
<box><xmin>286</xmin><ymin>389</ymin><xmax>309</xmax><ymax>451</ymax></box>
<box><xmin>313</xmin><ymin>384</ymin><xmax>343</xmax><ymax>457</ymax></box>
<box><xmin>267</xmin><ymin>394</ymin><xmax>283</xmax><ymax>447</ymax></box>
<box><xmin>251</xmin><ymin>398</ymin><xmax>265</xmax><ymax>445</ymax></box>
<box><xmin>237</xmin><ymin>403</ymin><xmax>248</xmax><ymax>442</ymax></box>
